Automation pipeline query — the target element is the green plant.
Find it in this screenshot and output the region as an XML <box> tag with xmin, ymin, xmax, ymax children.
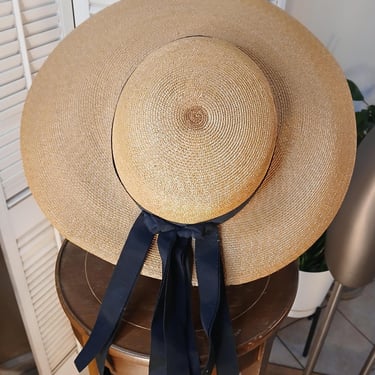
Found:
<box><xmin>298</xmin><ymin>79</ymin><xmax>375</xmax><ymax>272</ymax></box>
<box><xmin>299</xmin><ymin>232</ymin><xmax>327</xmax><ymax>272</ymax></box>
<box><xmin>347</xmin><ymin>79</ymin><xmax>375</xmax><ymax>144</ymax></box>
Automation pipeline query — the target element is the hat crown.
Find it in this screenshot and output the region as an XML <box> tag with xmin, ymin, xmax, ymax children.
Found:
<box><xmin>112</xmin><ymin>37</ymin><xmax>278</xmax><ymax>223</ymax></box>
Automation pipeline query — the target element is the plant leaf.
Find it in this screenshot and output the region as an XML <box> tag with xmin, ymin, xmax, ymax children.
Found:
<box><xmin>356</xmin><ymin>110</ymin><xmax>370</xmax><ymax>144</ymax></box>
<box><xmin>298</xmin><ymin>232</ymin><xmax>328</xmax><ymax>272</ymax></box>
<box><xmin>368</xmin><ymin>105</ymin><xmax>375</xmax><ymax>122</ymax></box>
<box><xmin>356</xmin><ymin>109</ymin><xmax>369</xmax><ymax>127</ymax></box>
<box><xmin>347</xmin><ymin>79</ymin><xmax>364</xmax><ymax>101</ymax></box>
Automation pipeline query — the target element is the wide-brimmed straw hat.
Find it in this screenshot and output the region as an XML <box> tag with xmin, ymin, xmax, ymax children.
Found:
<box><xmin>21</xmin><ymin>0</ymin><xmax>356</xmax><ymax>285</ymax></box>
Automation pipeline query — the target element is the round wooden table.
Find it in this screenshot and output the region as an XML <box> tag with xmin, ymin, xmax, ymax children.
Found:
<box><xmin>56</xmin><ymin>241</ymin><xmax>298</xmax><ymax>374</ymax></box>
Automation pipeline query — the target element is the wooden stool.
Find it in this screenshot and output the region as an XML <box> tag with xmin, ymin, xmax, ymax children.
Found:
<box><xmin>56</xmin><ymin>241</ymin><xmax>297</xmax><ymax>374</ymax></box>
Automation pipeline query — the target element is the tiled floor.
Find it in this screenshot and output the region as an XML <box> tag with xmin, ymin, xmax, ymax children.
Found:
<box><xmin>268</xmin><ymin>279</ymin><xmax>375</xmax><ymax>375</ymax></box>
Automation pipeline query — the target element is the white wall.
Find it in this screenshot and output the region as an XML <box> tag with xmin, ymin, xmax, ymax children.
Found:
<box><xmin>286</xmin><ymin>0</ymin><xmax>375</xmax><ymax>104</ymax></box>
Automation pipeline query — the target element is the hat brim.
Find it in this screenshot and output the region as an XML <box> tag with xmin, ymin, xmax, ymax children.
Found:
<box><xmin>21</xmin><ymin>0</ymin><xmax>356</xmax><ymax>285</ymax></box>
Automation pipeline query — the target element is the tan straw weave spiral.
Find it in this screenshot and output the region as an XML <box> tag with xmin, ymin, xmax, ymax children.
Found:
<box><xmin>113</xmin><ymin>37</ymin><xmax>277</xmax><ymax>223</ymax></box>
<box><xmin>21</xmin><ymin>0</ymin><xmax>356</xmax><ymax>285</ymax></box>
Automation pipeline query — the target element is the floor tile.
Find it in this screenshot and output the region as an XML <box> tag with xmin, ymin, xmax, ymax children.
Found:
<box><xmin>269</xmin><ymin>337</ymin><xmax>302</xmax><ymax>369</ymax></box>
<box><xmin>266</xmin><ymin>363</ymin><xmax>322</xmax><ymax>374</ymax></box>
<box><xmin>279</xmin><ymin>317</ymin><xmax>300</xmax><ymax>330</ymax></box>
<box><xmin>338</xmin><ymin>280</ymin><xmax>375</xmax><ymax>343</ymax></box>
<box><xmin>276</xmin><ymin>310</ymin><xmax>373</xmax><ymax>375</ymax></box>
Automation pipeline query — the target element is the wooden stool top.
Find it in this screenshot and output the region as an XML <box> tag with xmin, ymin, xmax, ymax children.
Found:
<box><xmin>56</xmin><ymin>241</ymin><xmax>297</xmax><ymax>370</ymax></box>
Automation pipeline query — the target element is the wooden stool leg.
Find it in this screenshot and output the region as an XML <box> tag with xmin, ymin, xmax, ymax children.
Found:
<box><xmin>239</xmin><ymin>347</ymin><xmax>263</xmax><ymax>374</ymax></box>
<box><xmin>259</xmin><ymin>338</ymin><xmax>275</xmax><ymax>375</ymax></box>
<box><xmin>238</xmin><ymin>335</ymin><xmax>275</xmax><ymax>375</ymax></box>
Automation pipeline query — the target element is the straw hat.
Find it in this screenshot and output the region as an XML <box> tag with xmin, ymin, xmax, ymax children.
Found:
<box><xmin>21</xmin><ymin>0</ymin><xmax>356</xmax><ymax>285</ymax></box>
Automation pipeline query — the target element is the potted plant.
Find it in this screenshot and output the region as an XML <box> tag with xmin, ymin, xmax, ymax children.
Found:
<box><xmin>289</xmin><ymin>79</ymin><xmax>375</xmax><ymax>318</ymax></box>
<box><xmin>289</xmin><ymin>231</ymin><xmax>333</xmax><ymax>317</ymax></box>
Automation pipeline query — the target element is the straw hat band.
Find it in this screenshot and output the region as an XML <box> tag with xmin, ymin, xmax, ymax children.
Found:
<box><xmin>113</xmin><ymin>36</ymin><xmax>277</xmax><ymax>223</ymax></box>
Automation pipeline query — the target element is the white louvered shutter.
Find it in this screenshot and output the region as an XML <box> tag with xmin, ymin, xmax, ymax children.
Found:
<box><xmin>268</xmin><ymin>0</ymin><xmax>287</xmax><ymax>9</ymax></box>
<box><xmin>72</xmin><ymin>0</ymin><xmax>118</xmax><ymax>26</ymax></box>
<box><xmin>0</xmin><ymin>1</ymin><xmax>80</xmax><ymax>374</ymax></box>
<box><xmin>89</xmin><ymin>0</ymin><xmax>118</xmax><ymax>15</ymax></box>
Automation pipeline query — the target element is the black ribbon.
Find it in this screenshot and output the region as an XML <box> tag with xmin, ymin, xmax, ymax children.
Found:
<box><xmin>75</xmin><ymin>211</ymin><xmax>239</xmax><ymax>374</ymax></box>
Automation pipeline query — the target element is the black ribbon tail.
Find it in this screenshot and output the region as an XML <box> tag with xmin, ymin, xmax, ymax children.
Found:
<box><xmin>75</xmin><ymin>210</ymin><xmax>238</xmax><ymax>375</ymax></box>
<box><xmin>180</xmin><ymin>242</ymin><xmax>201</xmax><ymax>375</ymax></box>
<box><xmin>74</xmin><ymin>212</ymin><xmax>154</xmax><ymax>374</ymax></box>
<box><xmin>164</xmin><ymin>236</ymin><xmax>200</xmax><ymax>375</ymax></box>
<box><xmin>149</xmin><ymin>232</ymin><xmax>200</xmax><ymax>375</ymax></box>
<box><xmin>148</xmin><ymin>231</ymin><xmax>173</xmax><ymax>375</ymax></box>
<box><xmin>195</xmin><ymin>226</ymin><xmax>239</xmax><ymax>375</ymax></box>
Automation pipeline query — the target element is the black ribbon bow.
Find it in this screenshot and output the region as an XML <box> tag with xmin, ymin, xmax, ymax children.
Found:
<box><xmin>74</xmin><ymin>211</ymin><xmax>239</xmax><ymax>375</ymax></box>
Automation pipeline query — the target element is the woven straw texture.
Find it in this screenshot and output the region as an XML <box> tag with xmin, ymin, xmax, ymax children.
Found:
<box><xmin>113</xmin><ymin>37</ymin><xmax>277</xmax><ymax>223</ymax></box>
<box><xmin>21</xmin><ymin>0</ymin><xmax>356</xmax><ymax>285</ymax></box>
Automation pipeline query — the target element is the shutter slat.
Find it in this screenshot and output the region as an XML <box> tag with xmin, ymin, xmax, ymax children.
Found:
<box><xmin>26</xmin><ymin>249</ymin><xmax>56</xmax><ymax>283</ymax></box>
<box><xmin>45</xmin><ymin>331</ymin><xmax>73</xmax><ymax>368</ymax></box>
<box><xmin>30</xmin><ymin>54</ymin><xmax>47</xmax><ymax>73</ymax></box>
<box><xmin>0</xmin><ymin>39</ymin><xmax>19</xmax><ymax>59</ymax></box>
<box><xmin>28</xmin><ymin>39</ymin><xmax>58</xmax><ymax>61</ymax></box>
<box><xmin>0</xmin><ymin>125</ymin><xmax>18</xmax><ymax>147</ymax></box>
<box><xmin>50</xmin><ymin>344</ymin><xmax>76</xmax><ymax>374</ymax></box>
<box><xmin>33</xmin><ymin>284</ymin><xmax>55</xmax><ymax>311</ymax></box>
<box><xmin>0</xmin><ymin>2</ymin><xmax>13</xmax><ymax>18</ymax></box>
<box><xmin>28</xmin><ymin>265</ymin><xmax>55</xmax><ymax>295</ymax></box>
<box><xmin>49</xmin><ymin>337</ymin><xmax>76</xmax><ymax>372</ymax></box>
<box><xmin>33</xmin><ymin>294</ymin><xmax>58</xmax><ymax>326</ymax></box>
<box><xmin>41</xmin><ymin>314</ymin><xmax>67</xmax><ymax>341</ymax></box>
<box><xmin>0</xmin><ymin>150</ymin><xmax>22</xmax><ymax>178</ymax></box>
<box><xmin>25</xmin><ymin>247</ymin><xmax>56</xmax><ymax>282</ymax></box>
<box><xmin>0</xmin><ymin>113</ymin><xmax>20</xmax><ymax>135</ymax></box>
<box><xmin>0</xmin><ymin>143</ymin><xmax>18</xmax><ymax>167</ymax></box>
<box><xmin>0</xmin><ymin>139</ymin><xmax>20</xmax><ymax>169</ymax></box>
<box><xmin>0</xmin><ymin>64</ymin><xmax>24</xmax><ymax>85</ymax></box>
<box><xmin>22</xmin><ymin>3</ymin><xmax>58</xmax><ymax>24</ymax></box>
<box><xmin>0</xmin><ymin>102</ymin><xmax>24</xmax><ymax>121</ymax></box>
<box><xmin>25</xmin><ymin>250</ymin><xmax>56</xmax><ymax>282</ymax></box>
<box><xmin>0</xmin><ymin>14</ymin><xmax>14</xmax><ymax>31</ymax></box>
<box><xmin>37</xmin><ymin>302</ymin><xmax>61</xmax><ymax>328</ymax></box>
<box><xmin>2</xmin><ymin>168</ymin><xmax>28</xmax><ymax>201</ymax></box>
<box><xmin>0</xmin><ymin>27</ymin><xmax>17</xmax><ymax>44</ymax></box>
<box><xmin>33</xmin><ymin>280</ymin><xmax>57</xmax><ymax>316</ymax></box>
<box><xmin>17</xmin><ymin>219</ymin><xmax>51</xmax><ymax>250</ymax></box>
<box><xmin>46</xmin><ymin>331</ymin><xmax>75</xmax><ymax>366</ymax></box>
<box><xmin>21</xmin><ymin>0</ymin><xmax>55</xmax><ymax>11</ymax></box>
<box><xmin>44</xmin><ymin>319</ymin><xmax>73</xmax><ymax>348</ymax></box>
<box><xmin>21</xmin><ymin>237</ymin><xmax>55</xmax><ymax>271</ymax></box>
<box><xmin>0</xmin><ymin>54</ymin><xmax>22</xmax><ymax>73</ymax></box>
<box><xmin>30</xmin><ymin>272</ymin><xmax>55</xmax><ymax>299</ymax></box>
<box><xmin>0</xmin><ymin>89</ymin><xmax>27</xmax><ymax>112</ymax></box>
<box><xmin>29</xmin><ymin>265</ymin><xmax>54</xmax><ymax>302</ymax></box>
<box><xmin>0</xmin><ymin>77</ymin><xmax>26</xmax><ymax>99</ymax></box>
<box><xmin>23</xmin><ymin>14</ymin><xmax>59</xmax><ymax>36</ymax></box>
<box><xmin>25</xmin><ymin>27</ymin><xmax>60</xmax><ymax>49</ymax></box>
